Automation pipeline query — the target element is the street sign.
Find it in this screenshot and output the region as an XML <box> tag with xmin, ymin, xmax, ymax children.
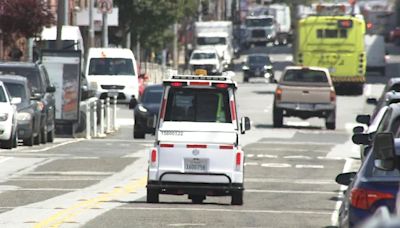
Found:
<box><xmin>97</xmin><ymin>0</ymin><xmax>113</xmax><ymax>14</ymax></box>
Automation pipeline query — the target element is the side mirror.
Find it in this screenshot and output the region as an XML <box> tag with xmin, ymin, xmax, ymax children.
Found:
<box><xmin>129</xmin><ymin>96</ymin><xmax>138</xmax><ymax>109</ymax></box>
<box><xmin>356</xmin><ymin>114</ymin><xmax>371</xmax><ymax>125</ymax></box>
<box><xmin>353</xmin><ymin>126</ymin><xmax>365</xmax><ymax>134</ymax></box>
<box><xmin>373</xmin><ymin>132</ymin><xmax>396</xmax><ymax>171</ymax></box>
<box><xmin>46</xmin><ymin>85</ymin><xmax>56</xmax><ymax>93</ymax></box>
<box><xmin>352</xmin><ymin>133</ymin><xmax>370</xmax><ymax>145</ymax></box>
<box><xmin>335</xmin><ymin>172</ymin><xmax>357</xmax><ymax>186</ymax></box>
<box><xmin>240</xmin><ymin>116</ymin><xmax>251</xmax><ymax>134</ymax></box>
<box><xmin>31</xmin><ymin>93</ymin><xmax>42</xmax><ymax>101</ymax></box>
<box><xmin>366</xmin><ymin>97</ymin><xmax>378</xmax><ymax>105</ymax></box>
<box><xmin>10</xmin><ymin>97</ymin><xmax>21</xmax><ymax>105</ymax></box>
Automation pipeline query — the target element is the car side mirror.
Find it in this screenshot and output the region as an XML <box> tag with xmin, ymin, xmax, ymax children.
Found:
<box><xmin>373</xmin><ymin>132</ymin><xmax>396</xmax><ymax>171</ymax></box>
<box><xmin>353</xmin><ymin>126</ymin><xmax>365</xmax><ymax>134</ymax></box>
<box><xmin>31</xmin><ymin>93</ymin><xmax>42</xmax><ymax>101</ymax></box>
<box><xmin>46</xmin><ymin>85</ymin><xmax>56</xmax><ymax>93</ymax></box>
<box><xmin>10</xmin><ymin>97</ymin><xmax>21</xmax><ymax>105</ymax></box>
<box><xmin>129</xmin><ymin>96</ymin><xmax>138</xmax><ymax>109</ymax></box>
<box><xmin>335</xmin><ymin>172</ymin><xmax>357</xmax><ymax>186</ymax></box>
<box><xmin>352</xmin><ymin>133</ymin><xmax>370</xmax><ymax>145</ymax></box>
<box><xmin>356</xmin><ymin>114</ymin><xmax>371</xmax><ymax>125</ymax></box>
<box><xmin>240</xmin><ymin>116</ymin><xmax>251</xmax><ymax>134</ymax></box>
<box><xmin>366</xmin><ymin>98</ymin><xmax>378</xmax><ymax>105</ymax></box>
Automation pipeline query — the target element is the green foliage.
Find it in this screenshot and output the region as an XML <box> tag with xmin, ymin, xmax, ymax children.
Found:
<box><xmin>113</xmin><ymin>0</ymin><xmax>198</xmax><ymax>50</ymax></box>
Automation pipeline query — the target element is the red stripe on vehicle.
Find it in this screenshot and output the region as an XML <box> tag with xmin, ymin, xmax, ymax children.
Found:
<box><xmin>160</xmin><ymin>144</ymin><xmax>174</xmax><ymax>148</ymax></box>
<box><xmin>230</xmin><ymin>100</ymin><xmax>236</xmax><ymax>121</ymax></box>
<box><xmin>187</xmin><ymin>144</ymin><xmax>207</xmax><ymax>148</ymax></box>
<box><xmin>220</xmin><ymin>145</ymin><xmax>234</xmax><ymax>149</ymax></box>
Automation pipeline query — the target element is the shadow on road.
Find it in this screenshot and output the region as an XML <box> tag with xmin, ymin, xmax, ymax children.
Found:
<box><xmin>254</xmin><ymin>124</ymin><xmax>323</xmax><ymax>130</ymax></box>
<box><xmin>107</xmin><ymin>199</ymin><xmax>230</xmax><ymax>206</ymax></box>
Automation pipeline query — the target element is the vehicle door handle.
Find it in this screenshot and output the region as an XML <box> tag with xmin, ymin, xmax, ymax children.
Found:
<box><xmin>302</xmin><ymin>90</ymin><xmax>309</xmax><ymax>94</ymax></box>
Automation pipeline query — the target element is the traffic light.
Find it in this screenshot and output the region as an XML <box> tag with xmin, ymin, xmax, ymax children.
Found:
<box><xmin>201</xmin><ymin>1</ymin><xmax>208</xmax><ymax>15</ymax></box>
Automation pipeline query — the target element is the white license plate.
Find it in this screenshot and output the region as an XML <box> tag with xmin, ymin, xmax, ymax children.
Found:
<box><xmin>184</xmin><ymin>158</ymin><xmax>209</xmax><ymax>172</ymax></box>
<box><xmin>296</xmin><ymin>104</ymin><xmax>313</xmax><ymax>110</ymax></box>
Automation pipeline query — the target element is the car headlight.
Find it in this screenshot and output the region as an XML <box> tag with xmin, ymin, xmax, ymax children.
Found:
<box><xmin>242</xmin><ymin>65</ymin><xmax>249</xmax><ymax>71</ymax></box>
<box><xmin>0</xmin><ymin>113</ymin><xmax>8</xmax><ymax>121</ymax></box>
<box><xmin>138</xmin><ymin>104</ymin><xmax>148</xmax><ymax>113</ymax></box>
<box><xmin>17</xmin><ymin>112</ymin><xmax>32</xmax><ymax>121</ymax></box>
<box><xmin>264</xmin><ymin>65</ymin><xmax>272</xmax><ymax>70</ymax></box>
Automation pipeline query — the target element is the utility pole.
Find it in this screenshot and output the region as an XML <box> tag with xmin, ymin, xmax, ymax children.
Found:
<box><xmin>173</xmin><ymin>22</ymin><xmax>178</xmax><ymax>70</ymax></box>
<box><xmin>64</xmin><ymin>0</ymin><xmax>69</xmax><ymax>25</ymax></box>
<box><xmin>102</xmin><ymin>12</ymin><xmax>108</xmax><ymax>47</ymax></box>
<box><xmin>88</xmin><ymin>0</ymin><xmax>95</xmax><ymax>48</ymax></box>
<box><xmin>56</xmin><ymin>0</ymin><xmax>65</xmax><ymax>50</ymax></box>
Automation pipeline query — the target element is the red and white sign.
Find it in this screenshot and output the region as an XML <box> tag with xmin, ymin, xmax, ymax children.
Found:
<box><xmin>97</xmin><ymin>0</ymin><xmax>113</xmax><ymax>14</ymax></box>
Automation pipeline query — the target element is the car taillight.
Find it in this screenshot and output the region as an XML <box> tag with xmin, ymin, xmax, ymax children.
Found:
<box><xmin>215</xmin><ymin>83</ymin><xmax>229</xmax><ymax>89</ymax></box>
<box><xmin>170</xmin><ymin>82</ymin><xmax>183</xmax><ymax>87</ymax></box>
<box><xmin>150</xmin><ymin>148</ymin><xmax>157</xmax><ymax>164</ymax></box>
<box><xmin>275</xmin><ymin>87</ymin><xmax>282</xmax><ymax>101</ymax></box>
<box><xmin>350</xmin><ymin>188</ymin><xmax>394</xmax><ymax>210</ymax></box>
<box><xmin>235</xmin><ymin>151</ymin><xmax>242</xmax><ymax>170</ymax></box>
<box><xmin>330</xmin><ymin>90</ymin><xmax>336</xmax><ymax>102</ymax></box>
<box><xmin>189</xmin><ymin>81</ymin><xmax>210</xmax><ymax>86</ymax></box>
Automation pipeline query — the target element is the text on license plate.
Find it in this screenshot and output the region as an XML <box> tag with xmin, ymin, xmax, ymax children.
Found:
<box><xmin>184</xmin><ymin>158</ymin><xmax>209</xmax><ymax>172</ymax></box>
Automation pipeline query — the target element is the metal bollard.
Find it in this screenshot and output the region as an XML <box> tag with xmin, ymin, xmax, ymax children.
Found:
<box><xmin>113</xmin><ymin>95</ymin><xmax>118</xmax><ymax>131</ymax></box>
<box><xmin>92</xmin><ymin>99</ymin><xmax>97</xmax><ymax>137</ymax></box>
<box><xmin>106</xmin><ymin>97</ymin><xmax>111</xmax><ymax>133</ymax></box>
<box><xmin>85</xmin><ymin>101</ymin><xmax>91</xmax><ymax>139</ymax></box>
<box><xmin>99</xmin><ymin>99</ymin><xmax>105</xmax><ymax>137</ymax></box>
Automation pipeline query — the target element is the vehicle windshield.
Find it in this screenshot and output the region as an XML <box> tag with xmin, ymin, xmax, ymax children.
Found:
<box><xmin>39</xmin><ymin>40</ymin><xmax>76</xmax><ymax>50</ymax></box>
<box><xmin>245</xmin><ymin>18</ymin><xmax>274</xmax><ymax>27</ymax></box>
<box><xmin>197</xmin><ymin>37</ymin><xmax>226</xmax><ymax>45</ymax></box>
<box><xmin>4</xmin><ymin>82</ymin><xmax>26</xmax><ymax>101</ymax></box>
<box><xmin>164</xmin><ymin>88</ymin><xmax>232</xmax><ymax>123</ymax></box>
<box><xmin>0</xmin><ymin>67</ymin><xmax>42</xmax><ymax>93</ymax></box>
<box><xmin>283</xmin><ymin>69</ymin><xmax>328</xmax><ymax>83</ymax></box>
<box><xmin>191</xmin><ymin>52</ymin><xmax>217</xmax><ymax>60</ymax></box>
<box><xmin>0</xmin><ymin>85</ymin><xmax>6</xmax><ymax>102</ymax></box>
<box><xmin>248</xmin><ymin>55</ymin><xmax>271</xmax><ymax>64</ymax></box>
<box><xmin>142</xmin><ymin>88</ymin><xmax>163</xmax><ymax>104</ymax></box>
<box><xmin>88</xmin><ymin>58</ymin><xmax>135</xmax><ymax>76</ymax></box>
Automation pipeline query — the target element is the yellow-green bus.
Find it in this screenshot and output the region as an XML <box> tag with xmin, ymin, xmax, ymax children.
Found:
<box><xmin>294</xmin><ymin>15</ymin><xmax>366</xmax><ymax>94</ymax></box>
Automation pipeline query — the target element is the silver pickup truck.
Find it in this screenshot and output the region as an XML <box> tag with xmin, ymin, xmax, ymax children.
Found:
<box><xmin>273</xmin><ymin>66</ymin><xmax>336</xmax><ymax>129</ymax></box>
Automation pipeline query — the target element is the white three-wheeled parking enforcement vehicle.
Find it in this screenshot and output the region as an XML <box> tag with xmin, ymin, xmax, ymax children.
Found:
<box><xmin>146</xmin><ymin>74</ymin><xmax>250</xmax><ymax>205</ymax></box>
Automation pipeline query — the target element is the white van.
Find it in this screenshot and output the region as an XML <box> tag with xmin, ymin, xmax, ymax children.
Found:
<box><xmin>365</xmin><ymin>34</ymin><xmax>386</xmax><ymax>76</ymax></box>
<box><xmin>146</xmin><ymin>74</ymin><xmax>251</xmax><ymax>205</ymax></box>
<box><xmin>85</xmin><ymin>48</ymin><xmax>139</xmax><ymax>103</ymax></box>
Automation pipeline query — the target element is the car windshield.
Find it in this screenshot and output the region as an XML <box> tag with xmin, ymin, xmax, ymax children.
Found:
<box><xmin>197</xmin><ymin>37</ymin><xmax>226</xmax><ymax>45</ymax></box>
<box><xmin>88</xmin><ymin>58</ymin><xmax>135</xmax><ymax>76</ymax></box>
<box><xmin>0</xmin><ymin>85</ymin><xmax>6</xmax><ymax>102</ymax></box>
<box><xmin>245</xmin><ymin>18</ymin><xmax>274</xmax><ymax>27</ymax></box>
<box><xmin>283</xmin><ymin>69</ymin><xmax>329</xmax><ymax>83</ymax></box>
<box><xmin>142</xmin><ymin>88</ymin><xmax>163</xmax><ymax>104</ymax></box>
<box><xmin>0</xmin><ymin>67</ymin><xmax>42</xmax><ymax>93</ymax></box>
<box><xmin>191</xmin><ymin>52</ymin><xmax>217</xmax><ymax>60</ymax></box>
<box><xmin>248</xmin><ymin>55</ymin><xmax>270</xmax><ymax>64</ymax></box>
<box><xmin>4</xmin><ymin>82</ymin><xmax>26</xmax><ymax>101</ymax></box>
<box><xmin>164</xmin><ymin>88</ymin><xmax>232</xmax><ymax>123</ymax></box>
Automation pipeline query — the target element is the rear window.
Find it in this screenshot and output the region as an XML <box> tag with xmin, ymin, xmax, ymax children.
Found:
<box><xmin>283</xmin><ymin>69</ymin><xmax>329</xmax><ymax>83</ymax></box>
<box><xmin>88</xmin><ymin>58</ymin><xmax>135</xmax><ymax>76</ymax></box>
<box><xmin>0</xmin><ymin>67</ymin><xmax>42</xmax><ymax>93</ymax></box>
<box><xmin>248</xmin><ymin>55</ymin><xmax>271</xmax><ymax>64</ymax></box>
<box><xmin>142</xmin><ymin>88</ymin><xmax>163</xmax><ymax>104</ymax></box>
<box><xmin>4</xmin><ymin>82</ymin><xmax>26</xmax><ymax>100</ymax></box>
<box><xmin>164</xmin><ymin>88</ymin><xmax>232</xmax><ymax>123</ymax></box>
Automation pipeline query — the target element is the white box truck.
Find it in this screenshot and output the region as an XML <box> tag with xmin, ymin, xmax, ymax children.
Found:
<box><xmin>269</xmin><ymin>3</ymin><xmax>291</xmax><ymax>45</ymax></box>
<box><xmin>194</xmin><ymin>21</ymin><xmax>234</xmax><ymax>69</ymax></box>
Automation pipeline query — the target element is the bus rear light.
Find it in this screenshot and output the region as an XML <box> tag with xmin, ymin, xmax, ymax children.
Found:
<box><xmin>160</xmin><ymin>143</ymin><xmax>174</xmax><ymax>148</ymax></box>
<box><xmin>151</xmin><ymin>148</ymin><xmax>157</xmax><ymax>163</ymax></box>
<box><xmin>187</xmin><ymin>144</ymin><xmax>207</xmax><ymax>148</ymax></box>
<box><xmin>220</xmin><ymin>145</ymin><xmax>234</xmax><ymax>150</ymax></box>
<box><xmin>275</xmin><ymin>87</ymin><xmax>283</xmax><ymax>101</ymax></box>
<box><xmin>189</xmin><ymin>81</ymin><xmax>210</xmax><ymax>86</ymax></box>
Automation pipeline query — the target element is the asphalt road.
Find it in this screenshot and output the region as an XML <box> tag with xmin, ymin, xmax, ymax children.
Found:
<box><xmin>0</xmin><ymin>43</ymin><xmax>399</xmax><ymax>228</ymax></box>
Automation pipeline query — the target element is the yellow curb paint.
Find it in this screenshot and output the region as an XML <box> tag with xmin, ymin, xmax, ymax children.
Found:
<box><xmin>33</xmin><ymin>176</ymin><xmax>147</xmax><ymax>228</ymax></box>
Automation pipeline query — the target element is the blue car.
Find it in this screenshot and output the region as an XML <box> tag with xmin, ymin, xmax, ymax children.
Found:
<box><xmin>336</xmin><ymin>132</ymin><xmax>400</xmax><ymax>227</ymax></box>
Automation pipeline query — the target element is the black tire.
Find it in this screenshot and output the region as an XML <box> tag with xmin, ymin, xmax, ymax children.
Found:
<box><xmin>326</xmin><ymin>121</ymin><xmax>336</xmax><ymax>130</ymax></box>
<box><xmin>231</xmin><ymin>191</ymin><xmax>243</xmax><ymax>205</ymax></box>
<box><xmin>41</xmin><ymin>125</ymin><xmax>47</xmax><ymax>144</ymax></box>
<box><xmin>133</xmin><ymin>125</ymin><xmax>145</xmax><ymax>139</ymax></box>
<box><xmin>191</xmin><ymin>195</ymin><xmax>205</xmax><ymax>204</ymax></box>
<box><xmin>23</xmin><ymin>134</ymin><xmax>34</xmax><ymax>146</ymax></box>
<box><xmin>243</xmin><ymin>75</ymin><xmax>249</xmax><ymax>83</ymax></box>
<box><xmin>12</xmin><ymin>131</ymin><xmax>17</xmax><ymax>148</ymax></box>
<box><xmin>146</xmin><ymin>188</ymin><xmax>159</xmax><ymax>203</ymax></box>
<box><xmin>273</xmin><ymin>107</ymin><xmax>283</xmax><ymax>128</ymax></box>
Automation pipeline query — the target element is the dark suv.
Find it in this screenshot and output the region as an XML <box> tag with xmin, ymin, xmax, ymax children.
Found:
<box><xmin>0</xmin><ymin>62</ymin><xmax>56</xmax><ymax>143</ymax></box>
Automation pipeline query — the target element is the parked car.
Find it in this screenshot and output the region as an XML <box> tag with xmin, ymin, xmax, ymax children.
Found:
<box><xmin>130</xmin><ymin>84</ymin><xmax>163</xmax><ymax>139</ymax></box>
<box><xmin>0</xmin><ymin>62</ymin><xmax>56</xmax><ymax>143</ymax></box>
<box><xmin>241</xmin><ymin>54</ymin><xmax>274</xmax><ymax>83</ymax></box>
<box><xmin>368</xmin><ymin>91</ymin><xmax>400</xmax><ymax>121</ymax></box>
<box><xmin>0</xmin><ymin>75</ymin><xmax>42</xmax><ymax>146</ymax></box>
<box><xmin>273</xmin><ymin>66</ymin><xmax>336</xmax><ymax>129</ymax></box>
<box><xmin>0</xmin><ymin>81</ymin><xmax>19</xmax><ymax>149</ymax></box>
<box><xmin>336</xmin><ymin>132</ymin><xmax>400</xmax><ymax>227</ymax></box>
